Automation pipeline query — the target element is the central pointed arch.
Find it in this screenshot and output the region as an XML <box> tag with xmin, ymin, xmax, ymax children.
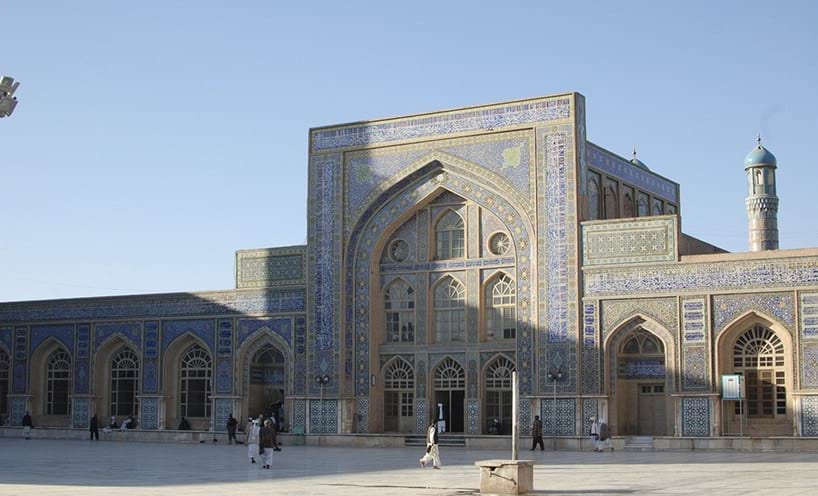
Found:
<box><xmin>603</xmin><ymin>315</ymin><xmax>676</xmax><ymax>436</ymax></box>
<box><xmin>235</xmin><ymin>327</ymin><xmax>293</xmax><ymax>425</ymax></box>
<box><xmin>345</xmin><ymin>158</ymin><xmax>536</xmax><ymax>432</ymax></box>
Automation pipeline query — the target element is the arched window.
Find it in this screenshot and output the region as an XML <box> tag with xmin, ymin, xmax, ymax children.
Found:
<box><xmin>623</xmin><ymin>186</ymin><xmax>635</xmax><ymax>218</ymax></box>
<box><xmin>384</xmin><ymin>280</ymin><xmax>415</xmax><ymax>343</ymax></box>
<box><xmin>383</xmin><ymin>359</ymin><xmax>414</xmax><ymax>433</ymax></box>
<box><xmin>486</xmin><ymin>274</ymin><xmax>516</xmax><ymax>340</ymax></box>
<box><xmin>733</xmin><ymin>325</ymin><xmax>786</xmax><ymax>418</ymax></box>
<box><xmin>435</xmin><ymin>210</ymin><xmax>465</xmax><ymax>259</ymax></box>
<box><xmin>588</xmin><ymin>173</ymin><xmax>601</xmax><ymax>220</ymax></box>
<box><xmin>604</xmin><ymin>179</ymin><xmax>619</xmax><ymax>219</ymax></box>
<box><xmin>652</xmin><ymin>198</ymin><xmax>664</xmax><ymax>216</ymax></box>
<box><xmin>46</xmin><ymin>349</ymin><xmax>71</xmax><ymax>415</ymax></box>
<box><xmin>180</xmin><ymin>344</ymin><xmax>212</xmax><ymax>418</ymax></box>
<box><xmin>434</xmin><ymin>277</ymin><xmax>466</xmax><ymax>343</ymax></box>
<box><xmin>484</xmin><ymin>356</ymin><xmax>515</xmax><ymax>434</ymax></box>
<box><xmin>434</xmin><ymin>357</ymin><xmax>465</xmax><ymax>390</ymax></box>
<box><xmin>110</xmin><ymin>347</ymin><xmax>139</xmax><ymax>417</ymax></box>
<box><xmin>637</xmin><ymin>193</ymin><xmax>649</xmax><ymax>217</ymax></box>
<box><xmin>251</xmin><ymin>346</ymin><xmax>286</xmax><ymax>386</ymax></box>
<box><xmin>0</xmin><ymin>348</ymin><xmax>9</xmax><ymax>416</ymax></box>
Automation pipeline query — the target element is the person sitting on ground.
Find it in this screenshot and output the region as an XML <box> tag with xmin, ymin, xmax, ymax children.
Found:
<box><xmin>126</xmin><ymin>415</ymin><xmax>137</xmax><ymax>429</ymax></box>
<box><xmin>109</xmin><ymin>416</ymin><xmax>119</xmax><ymax>429</ymax></box>
<box><xmin>119</xmin><ymin>417</ymin><xmax>131</xmax><ymax>431</ymax></box>
<box><xmin>177</xmin><ymin>416</ymin><xmax>191</xmax><ymax>430</ymax></box>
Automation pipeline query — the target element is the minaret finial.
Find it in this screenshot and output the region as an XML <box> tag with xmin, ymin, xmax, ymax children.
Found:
<box><xmin>632</xmin><ymin>146</ymin><xmax>637</xmax><ymax>160</ymax></box>
<box><xmin>757</xmin><ymin>133</ymin><xmax>762</xmax><ymax>146</ymax></box>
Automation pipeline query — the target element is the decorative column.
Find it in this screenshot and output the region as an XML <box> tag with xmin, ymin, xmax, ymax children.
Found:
<box><xmin>744</xmin><ymin>135</ymin><xmax>779</xmax><ymax>252</ymax></box>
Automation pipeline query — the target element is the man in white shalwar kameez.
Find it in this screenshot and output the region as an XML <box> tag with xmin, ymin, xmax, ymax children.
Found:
<box><xmin>419</xmin><ymin>419</ymin><xmax>441</xmax><ymax>469</ymax></box>
<box><xmin>247</xmin><ymin>420</ymin><xmax>261</xmax><ymax>464</ymax></box>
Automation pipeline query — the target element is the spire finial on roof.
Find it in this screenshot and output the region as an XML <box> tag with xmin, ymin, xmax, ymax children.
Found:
<box><xmin>757</xmin><ymin>133</ymin><xmax>762</xmax><ymax>147</ymax></box>
<box><xmin>632</xmin><ymin>146</ymin><xmax>637</xmax><ymax>160</ymax></box>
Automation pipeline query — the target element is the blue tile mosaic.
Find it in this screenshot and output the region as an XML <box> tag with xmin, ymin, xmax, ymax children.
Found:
<box><xmin>162</xmin><ymin>319</ymin><xmax>215</xmax><ymax>353</ymax></box>
<box><xmin>681</xmin><ymin>397</ymin><xmax>710</xmax><ymax>437</ymax></box>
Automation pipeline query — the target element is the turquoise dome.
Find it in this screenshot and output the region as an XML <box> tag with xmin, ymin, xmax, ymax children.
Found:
<box><xmin>630</xmin><ymin>157</ymin><xmax>649</xmax><ymax>170</ymax></box>
<box><xmin>744</xmin><ymin>144</ymin><xmax>777</xmax><ymax>168</ymax></box>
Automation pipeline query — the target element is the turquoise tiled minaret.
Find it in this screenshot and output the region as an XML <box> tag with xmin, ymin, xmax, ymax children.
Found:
<box><xmin>745</xmin><ymin>135</ymin><xmax>779</xmax><ymax>251</ymax></box>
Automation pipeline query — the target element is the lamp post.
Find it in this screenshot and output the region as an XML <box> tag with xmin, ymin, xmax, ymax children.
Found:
<box><xmin>0</xmin><ymin>76</ymin><xmax>20</xmax><ymax>118</ymax></box>
<box><xmin>547</xmin><ymin>367</ymin><xmax>563</xmax><ymax>450</ymax></box>
<box><xmin>315</xmin><ymin>374</ymin><xmax>330</xmax><ymax>442</ymax></box>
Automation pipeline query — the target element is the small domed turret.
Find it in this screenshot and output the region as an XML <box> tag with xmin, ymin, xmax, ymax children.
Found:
<box><xmin>630</xmin><ymin>147</ymin><xmax>649</xmax><ymax>170</ymax></box>
<box><xmin>744</xmin><ymin>135</ymin><xmax>777</xmax><ymax>169</ymax></box>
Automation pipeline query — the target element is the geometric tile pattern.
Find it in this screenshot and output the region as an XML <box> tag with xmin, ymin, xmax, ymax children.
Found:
<box><xmin>582</xmin><ymin>302</ymin><xmax>600</xmax><ymax>394</ymax></box>
<box><xmin>140</xmin><ymin>398</ymin><xmax>158</xmax><ymax>430</ymax></box>
<box><xmin>801</xmin><ymin>293</ymin><xmax>818</xmax><ymax>339</ymax></box>
<box><xmin>583</xmin><ymin>217</ymin><xmax>677</xmax><ymax>266</ymax></box>
<box><xmin>161</xmin><ymin>319</ymin><xmax>215</xmax><ymax>353</ymax></box>
<box><xmin>214</xmin><ymin>398</ymin><xmax>233</xmax><ymax>433</ymax></box>
<box><xmin>602</xmin><ymin>298</ymin><xmax>678</xmax><ymax>340</ymax></box>
<box><xmin>0</xmin><ymin>288</ymin><xmax>306</xmax><ymax>322</ymax></box>
<box><xmin>416</xmin><ymin>398</ymin><xmax>427</xmax><ymax>434</ymax></box>
<box><xmin>801</xmin><ymin>396</ymin><xmax>818</xmax><ymax>436</ymax></box>
<box><xmin>311</xmin><ymin>96</ymin><xmax>570</xmax><ymax>152</ymax></box>
<box><xmin>94</xmin><ymin>322</ymin><xmax>141</xmax><ymax>351</ymax></box>
<box><xmin>682</xmin><ymin>297</ymin><xmax>709</xmax><ymax>391</ymax></box>
<box><xmin>292</xmin><ymin>399</ymin><xmax>306</xmax><ymax>433</ymax></box>
<box><xmin>467</xmin><ymin>399</ymin><xmax>480</xmax><ymax>434</ymax></box>
<box><xmin>307</xmin><ymin>153</ymin><xmax>342</xmax><ymax>399</ymax></box>
<box><xmin>235</xmin><ymin>246</ymin><xmax>306</xmax><ymax>289</ymax></box>
<box><xmin>309</xmin><ymin>399</ymin><xmax>337</xmax><ymax>434</ymax></box>
<box><xmin>10</xmin><ymin>397</ymin><xmax>27</xmax><ymax>426</ymax></box>
<box><xmin>585</xmin><ymin>258</ymin><xmax>818</xmax><ymax>297</ymax></box>
<box><xmin>71</xmin><ymin>397</ymin><xmax>89</xmax><ymax>429</ymax></box>
<box><xmin>519</xmin><ymin>398</ymin><xmax>531</xmax><ymax>437</ymax></box>
<box><xmin>74</xmin><ymin>324</ymin><xmax>91</xmax><ymax>394</ymax></box>
<box><xmin>713</xmin><ymin>292</ymin><xmax>794</xmax><ymax>335</ymax></box>
<box><xmin>802</xmin><ymin>343</ymin><xmax>818</xmax><ymax>388</ymax></box>
<box><xmin>13</xmin><ymin>326</ymin><xmax>26</xmax><ymax>393</ymax></box>
<box><xmin>30</xmin><ymin>324</ymin><xmax>74</xmax><ymax>357</ymax></box>
<box><xmin>681</xmin><ymin>397</ymin><xmax>710</xmax><ymax>437</ymax></box>
<box><xmin>540</xmin><ymin>398</ymin><xmax>575</xmax><ymax>436</ymax></box>
<box><xmin>582</xmin><ymin>398</ymin><xmax>598</xmax><ymax>437</ymax></box>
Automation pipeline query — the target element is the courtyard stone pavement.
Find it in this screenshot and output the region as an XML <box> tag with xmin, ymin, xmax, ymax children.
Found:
<box><xmin>1</xmin><ymin>438</ymin><xmax>818</xmax><ymax>495</ymax></box>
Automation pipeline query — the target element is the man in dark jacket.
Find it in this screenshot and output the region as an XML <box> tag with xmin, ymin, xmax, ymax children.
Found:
<box><xmin>226</xmin><ymin>414</ymin><xmax>238</xmax><ymax>444</ymax></box>
<box><xmin>530</xmin><ymin>415</ymin><xmax>544</xmax><ymax>451</ymax></box>
<box><xmin>259</xmin><ymin>419</ymin><xmax>275</xmax><ymax>469</ymax></box>
<box><xmin>90</xmin><ymin>414</ymin><xmax>99</xmax><ymax>440</ymax></box>
<box><xmin>22</xmin><ymin>411</ymin><xmax>33</xmax><ymax>440</ymax></box>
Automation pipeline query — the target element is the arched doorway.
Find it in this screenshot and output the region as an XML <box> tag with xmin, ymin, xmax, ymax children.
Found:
<box><xmin>612</xmin><ymin>326</ymin><xmax>669</xmax><ymax>436</ymax></box>
<box><xmin>483</xmin><ymin>355</ymin><xmax>514</xmax><ymax>434</ymax></box>
<box><xmin>719</xmin><ymin>321</ymin><xmax>792</xmax><ymax>436</ymax></box>
<box><xmin>383</xmin><ymin>358</ymin><xmax>414</xmax><ymax>433</ymax></box>
<box><xmin>248</xmin><ymin>345</ymin><xmax>286</xmax><ymax>421</ymax></box>
<box><xmin>434</xmin><ymin>357</ymin><xmax>465</xmax><ymax>433</ymax></box>
<box><xmin>109</xmin><ymin>347</ymin><xmax>140</xmax><ymax>418</ymax></box>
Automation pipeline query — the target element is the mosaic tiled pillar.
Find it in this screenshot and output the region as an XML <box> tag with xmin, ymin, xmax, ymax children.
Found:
<box><xmin>582</xmin><ymin>398</ymin><xmax>598</xmax><ymax>437</ymax></box>
<box><xmin>582</xmin><ymin>302</ymin><xmax>600</xmax><ymax>394</ymax></box>
<box><xmin>213</xmin><ymin>398</ymin><xmax>233</xmax><ymax>432</ymax></box>
<box><xmin>138</xmin><ymin>397</ymin><xmax>160</xmax><ymax>430</ymax></box>
<box><xmin>681</xmin><ymin>298</ymin><xmax>709</xmax><ymax>391</ymax></box>
<box><xmin>681</xmin><ymin>397</ymin><xmax>710</xmax><ymax>437</ymax></box>
<box><xmin>310</xmin><ymin>399</ymin><xmax>338</xmax><ymax>434</ymax></box>
<box><xmin>8</xmin><ymin>396</ymin><xmax>30</xmax><ymax>426</ymax></box>
<box><xmin>519</xmin><ymin>398</ymin><xmax>532</xmax><ymax>436</ymax></box>
<box><xmin>541</xmin><ymin>398</ymin><xmax>576</xmax><ymax>436</ymax></box>
<box><xmin>800</xmin><ymin>294</ymin><xmax>818</xmax><ymax>390</ymax></box>
<box><xmin>71</xmin><ymin>397</ymin><xmax>91</xmax><ymax>428</ymax></box>
<box><xmin>467</xmin><ymin>399</ymin><xmax>480</xmax><ymax>434</ymax></box>
<box><xmin>801</xmin><ymin>396</ymin><xmax>818</xmax><ymax>436</ymax></box>
<box><xmin>74</xmin><ymin>324</ymin><xmax>91</xmax><ymax>395</ymax></box>
<box><xmin>292</xmin><ymin>399</ymin><xmax>306</xmax><ymax>433</ymax></box>
<box><xmin>13</xmin><ymin>326</ymin><xmax>28</xmax><ymax>394</ymax></box>
<box><xmin>416</xmin><ymin>398</ymin><xmax>427</xmax><ymax>434</ymax></box>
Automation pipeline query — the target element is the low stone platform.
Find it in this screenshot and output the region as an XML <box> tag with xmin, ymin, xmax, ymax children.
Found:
<box><xmin>475</xmin><ymin>459</ymin><xmax>534</xmax><ymax>494</ymax></box>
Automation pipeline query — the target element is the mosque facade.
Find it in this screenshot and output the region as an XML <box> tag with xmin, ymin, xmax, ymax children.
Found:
<box><xmin>2</xmin><ymin>92</ymin><xmax>818</xmax><ymax>440</ymax></box>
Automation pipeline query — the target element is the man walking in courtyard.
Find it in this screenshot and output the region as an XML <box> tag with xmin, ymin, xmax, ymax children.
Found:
<box><xmin>89</xmin><ymin>414</ymin><xmax>99</xmax><ymax>441</ymax></box>
<box><xmin>226</xmin><ymin>414</ymin><xmax>238</xmax><ymax>444</ymax></box>
<box><xmin>246</xmin><ymin>419</ymin><xmax>260</xmax><ymax>464</ymax></box>
<box><xmin>22</xmin><ymin>411</ymin><xmax>32</xmax><ymax>440</ymax></box>
<box><xmin>259</xmin><ymin>419</ymin><xmax>275</xmax><ymax>469</ymax></box>
<box><xmin>530</xmin><ymin>415</ymin><xmax>544</xmax><ymax>451</ymax></box>
<box><xmin>419</xmin><ymin>419</ymin><xmax>441</xmax><ymax>469</ymax></box>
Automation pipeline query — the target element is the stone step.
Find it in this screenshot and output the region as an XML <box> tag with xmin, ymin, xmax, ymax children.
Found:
<box><xmin>624</xmin><ymin>436</ymin><xmax>654</xmax><ymax>450</ymax></box>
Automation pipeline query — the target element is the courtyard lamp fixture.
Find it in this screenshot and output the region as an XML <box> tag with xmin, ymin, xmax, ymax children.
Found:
<box><xmin>315</xmin><ymin>374</ymin><xmax>330</xmax><ymax>438</ymax></box>
<box><xmin>547</xmin><ymin>367</ymin><xmax>564</xmax><ymax>449</ymax></box>
<box><xmin>0</xmin><ymin>76</ymin><xmax>20</xmax><ymax>118</ymax></box>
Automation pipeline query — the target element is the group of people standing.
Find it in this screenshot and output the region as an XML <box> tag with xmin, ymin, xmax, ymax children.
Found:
<box><xmin>240</xmin><ymin>414</ymin><xmax>281</xmax><ymax>470</ymax></box>
<box><xmin>530</xmin><ymin>414</ymin><xmax>613</xmax><ymax>452</ymax></box>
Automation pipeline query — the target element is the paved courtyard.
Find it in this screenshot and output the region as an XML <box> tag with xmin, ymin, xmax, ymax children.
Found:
<box><xmin>1</xmin><ymin>438</ymin><xmax>818</xmax><ymax>495</ymax></box>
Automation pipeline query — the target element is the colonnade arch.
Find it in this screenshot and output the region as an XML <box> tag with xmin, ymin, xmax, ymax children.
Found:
<box><xmin>235</xmin><ymin>329</ymin><xmax>292</xmax><ymax>428</ymax></box>
<box><xmin>28</xmin><ymin>338</ymin><xmax>72</xmax><ymax>426</ymax></box>
<box><xmin>604</xmin><ymin>316</ymin><xmax>675</xmax><ymax>436</ymax></box>
<box><xmin>716</xmin><ymin>311</ymin><xmax>795</xmax><ymax>437</ymax></box>
<box><xmin>161</xmin><ymin>333</ymin><xmax>212</xmax><ymax>430</ymax></box>
<box><xmin>92</xmin><ymin>335</ymin><xmax>140</xmax><ymax>422</ymax></box>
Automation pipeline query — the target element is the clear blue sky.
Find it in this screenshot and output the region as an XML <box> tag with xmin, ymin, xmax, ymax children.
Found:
<box><xmin>2</xmin><ymin>1</ymin><xmax>817</xmax><ymax>302</ymax></box>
